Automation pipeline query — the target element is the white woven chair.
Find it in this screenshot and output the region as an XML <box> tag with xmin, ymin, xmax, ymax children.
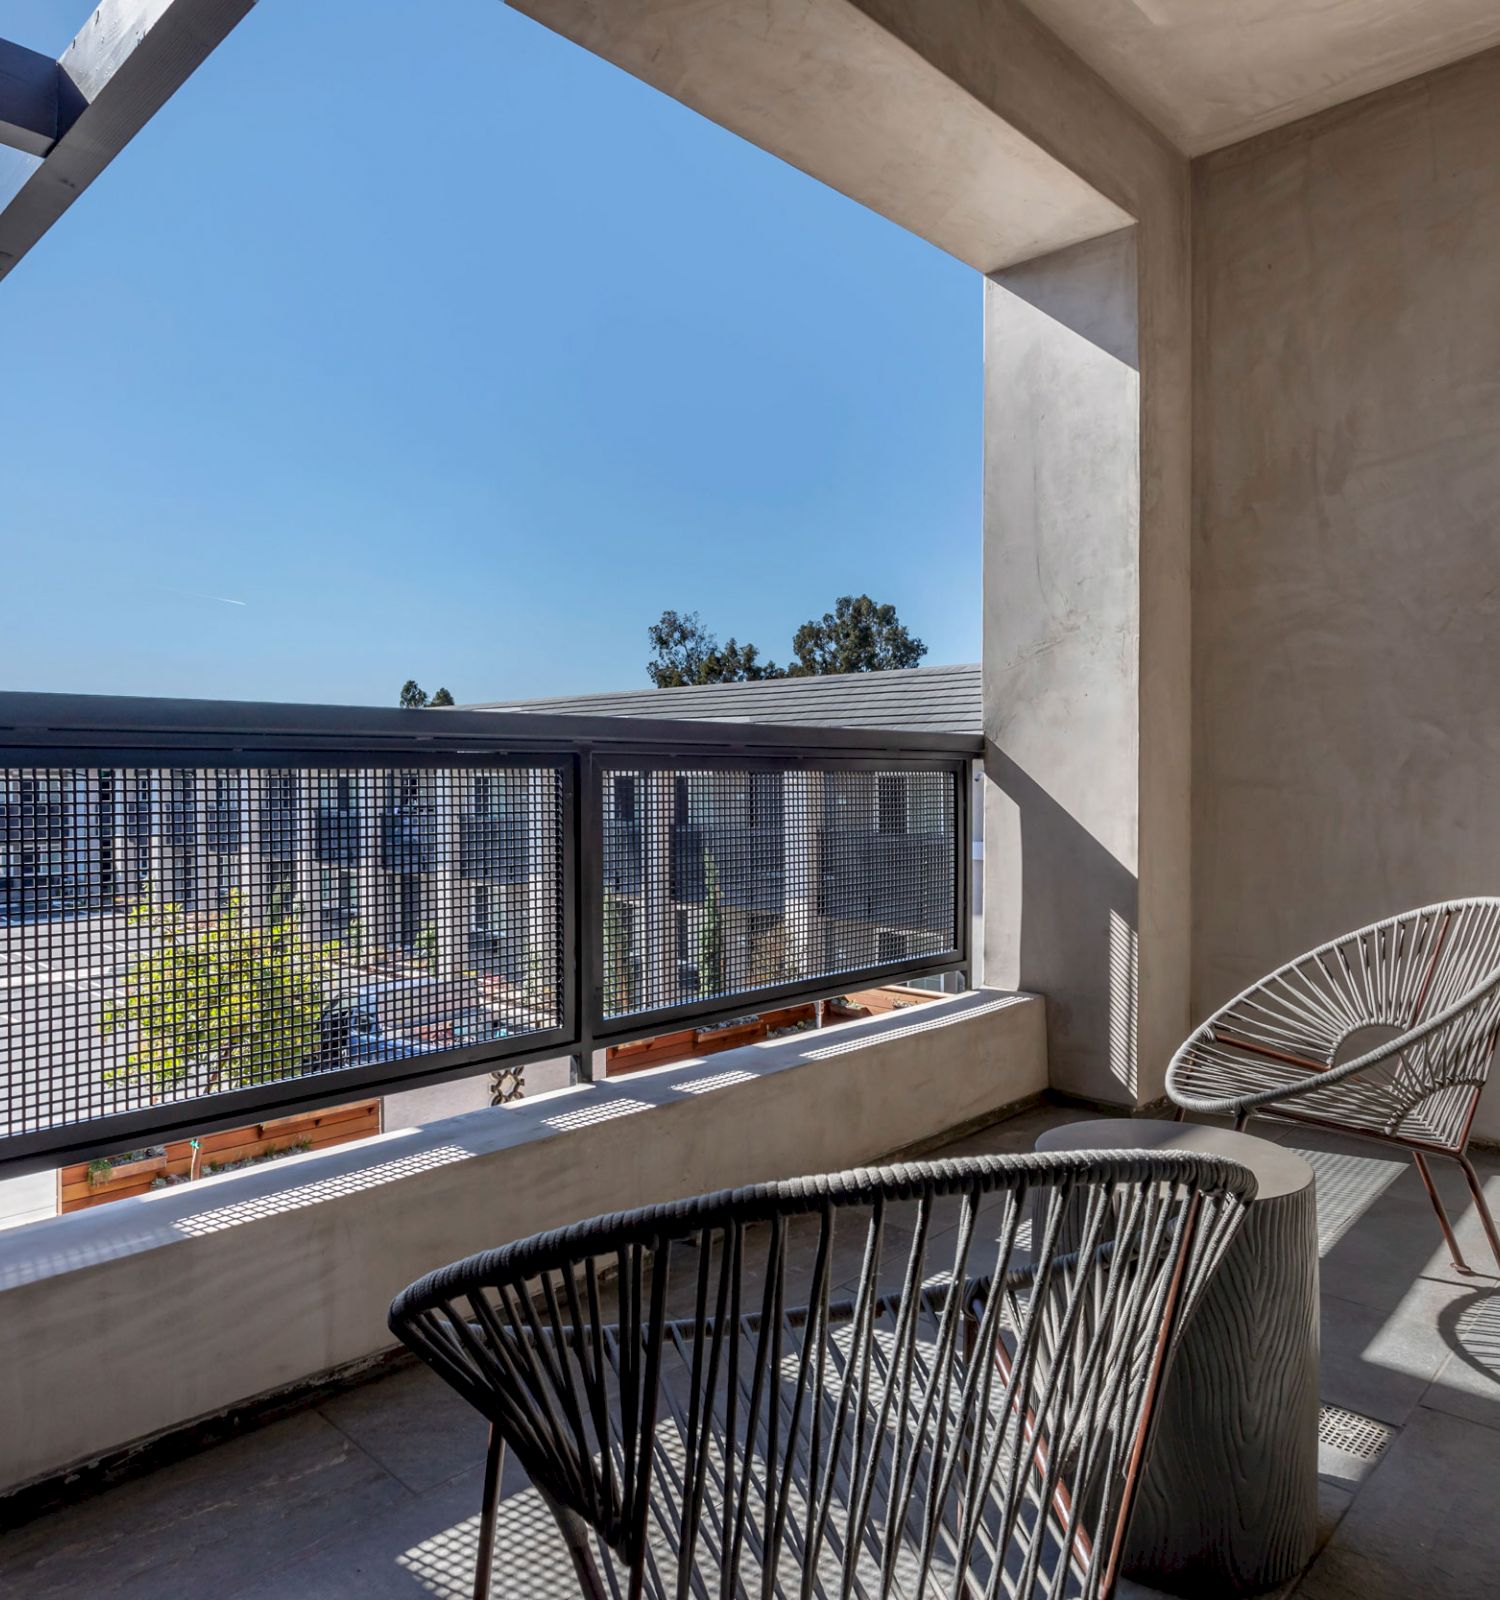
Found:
<box><xmin>1168</xmin><ymin>899</ymin><xmax>1500</xmax><ymax>1273</ymax></box>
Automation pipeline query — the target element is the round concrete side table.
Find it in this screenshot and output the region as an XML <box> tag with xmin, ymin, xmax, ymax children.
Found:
<box><xmin>1034</xmin><ymin>1119</ymin><xmax>1319</xmax><ymax>1597</ymax></box>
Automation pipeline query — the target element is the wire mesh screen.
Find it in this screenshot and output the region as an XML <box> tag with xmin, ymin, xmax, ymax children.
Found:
<box><xmin>598</xmin><ymin>764</ymin><xmax>959</xmax><ymax>1022</ymax></box>
<box><xmin>0</xmin><ymin>762</ymin><xmax>565</xmax><ymax>1143</ymax></box>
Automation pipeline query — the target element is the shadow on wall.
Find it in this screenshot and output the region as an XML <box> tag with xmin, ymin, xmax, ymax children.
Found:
<box><xmin>985</xmin><ymin>745</ymin><xmax>1140</xmax><ymax>1103</ymax></box>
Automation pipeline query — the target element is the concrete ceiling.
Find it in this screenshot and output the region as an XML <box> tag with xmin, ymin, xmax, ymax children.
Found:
<box><xmin>1022</xmin><ymin>0</ymin><xmax>1500</xmax><ymax>153</ymax></box>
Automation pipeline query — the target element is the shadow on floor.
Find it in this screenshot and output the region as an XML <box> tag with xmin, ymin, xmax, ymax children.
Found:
<box><xmin>0</xmin><ymin>1103</ymin><xmax>1495</xmax><ymax>1598</ymax></box>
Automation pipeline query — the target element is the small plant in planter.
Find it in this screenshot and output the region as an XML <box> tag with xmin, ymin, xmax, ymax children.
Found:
<box><xmin>86</xmin><ymin>1146</ymin><xmax>168</xmax><ymax>1185</ymax></box>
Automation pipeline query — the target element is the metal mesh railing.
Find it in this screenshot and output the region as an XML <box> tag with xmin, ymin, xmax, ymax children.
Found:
<box><xmin>598</xmin><ymin>764</ymin><xmax>958</xmax><ymax>1021</ymax></box>
<box><xmin>0</xmin><ymin>698</ymin><xmax>971</xmax><ymax>1168</ymax></box>
<box><xmin>1</xmin><ymin>761</ymin><xmax>565</xmax><ymax>1149</ymax></box>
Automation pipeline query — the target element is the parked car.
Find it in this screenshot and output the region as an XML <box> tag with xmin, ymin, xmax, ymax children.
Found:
<box><xmin>321</xmin><ymin>978</ymin><xmax>512</xmax><ymax>1067</ymax></box>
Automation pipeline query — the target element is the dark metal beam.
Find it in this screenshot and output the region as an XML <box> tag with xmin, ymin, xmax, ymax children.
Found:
<box><xmin>0</xmin><ymin>38</ymin><xmax>76</xmax><ymax>158</ymax></box>
<box><xmin>0</xmin><ymin>0</ymin><xmax>255</xmax><ymax>283</ymax></box>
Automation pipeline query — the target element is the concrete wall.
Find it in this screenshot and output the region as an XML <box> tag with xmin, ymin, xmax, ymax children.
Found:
<box><xmin>1192</xmin><ymin>47</ymin><xmax>1500</xmax><ymax>1137</ymax></box>
<box><xmin>984</xmin><ymin>231</ymin><xmax>1143</xmax><ymax>1102</ymax></box>
<box><xmin>0</xmin><ymin>990</ymin><xmax>1045</xmax><ymax>1494</ymax></box>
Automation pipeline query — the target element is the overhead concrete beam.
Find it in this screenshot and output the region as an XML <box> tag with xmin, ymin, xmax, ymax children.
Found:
<box><xmin>0</xmin><ymin>0</ymin><xmax>255</xmax><ymax>283</ymax></box>
<box><xmin>508</xmin><ymin>0</ymin><xmax>1131</xmax><ymax>272</ymax></box>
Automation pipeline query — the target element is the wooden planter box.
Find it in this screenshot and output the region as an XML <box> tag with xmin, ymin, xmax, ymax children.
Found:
<box><xmin>101</xmin><ymin>1152</ymin><xmax>169</xmax><ymax>1184</ymax></box>
<box><xmin>58</xmin><ymin>1100</ymin><xmax>382</xmax><ymax>1213</ymax></box>
<box><xmin>695</xmin><ymin>1020</ymin><xmax>764</xmax><ymax>1053</ymax></box>
<box><xmin>844</xmin><ymin>984</ymin><xmax>941</xmax><ymax>1017</ymax></box>
<box><xmin>759</xmin><ymin>1004</ymin><xmax>817</xmax><ymax>1033</ymax></box>
<box><xmin>606</xmin><ymin>1004</ymin><xmax>823</xmax><ymax>1076</ymax></box>
<box><xmin>603</xmin><ymin>990</ymin><xmax>938</xmax><ymax>1077</ymax></box>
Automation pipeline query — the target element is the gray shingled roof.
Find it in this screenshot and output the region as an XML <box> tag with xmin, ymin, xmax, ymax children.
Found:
<box><xmin>466</xmin><ymin>663</ymin><xmax>982</xmax><ymax>736</ymax></box>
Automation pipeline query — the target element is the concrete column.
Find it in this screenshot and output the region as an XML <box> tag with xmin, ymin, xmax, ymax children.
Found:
<box><xmin>353</xmin><ymin>769</ymin><xmax>385</xmax><ymax>969</ymax></box>
<box><xmin>67</xmin><ymin>772</ymin><xmax>96</xmax><ymax>912</ymax></box>
<box><xmin>524</xmin><ymin>768</ymin><xmax>559</xmax><ymax>1020</ymax></box>
<box><xmin>785</xmin><ymin>771</ymin><xmax>821</xmax><ymax>980</ymax></box>
<box><xmin>983</xmin><ymin>225</ymin><xmax>1190</xmax><ymax>1108</ymax></box>
<box><xmin>193</xmin><ymin>770</ymin><xmax>216</xmax><ymax>912</ymax></box>
<box><xmin>237</xmin><ymin>772</ymin><xmax>265</xmax><ymax>925</ymax></box>
<box><xmin>640</xmin><ymin>773</ymin><xmax>674</xmax><ymax>1010</ymax></box>
<box><xmin>147</xmin><ymin>769</ymin><xmax>173</xmax><ymax>914</ymax></box>
<box><xmin>433</xmin><ymin>771</ymin><xmax>463</xmax><ymax>981</ymax></box>
<box><xmin>293</xmin><ymin>774</ymin><xmax>319</xmax><ymax>936</ymax></box>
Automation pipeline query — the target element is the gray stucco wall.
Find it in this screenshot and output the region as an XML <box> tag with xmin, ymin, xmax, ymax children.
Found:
<box><xmin>984</xmin><ymin>232</ymin><xmax>1145</xmax><ymax>1105</ymax></box>
<box><xmin>1193</xmin><ymin>48</ymin><xmax>1500</xmax><ymax>1136</ymax></box>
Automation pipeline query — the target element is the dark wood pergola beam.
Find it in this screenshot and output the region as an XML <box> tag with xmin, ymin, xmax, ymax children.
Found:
<box><xmin>0</xmin><ymin>0</ymin><xmax>255</xmax><ymax>283</ymax></box>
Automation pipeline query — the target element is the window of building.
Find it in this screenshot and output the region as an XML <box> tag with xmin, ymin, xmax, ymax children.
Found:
<box><xmin>211</xmin><ymin>854</ymin><xmax>239</xmax><ymax>911</ymax></box>
<box><xmin>319</xmin><ymin>867</ymin><xmax>355</xmax><ymax>933</ymax></box>
<box><xmin>472</xmin><ymin>884</ymin><xmax>506</xmax><ymax>935</ymax></box>
<box><xmin>318</xmin><ymin>773</ymin><xmax>354</xmax><ymax>812</ymax></box>
<box><xmin>877</xmin><ymin>774</ymin><xmax>909</xmax><ymax>835</ymax></box>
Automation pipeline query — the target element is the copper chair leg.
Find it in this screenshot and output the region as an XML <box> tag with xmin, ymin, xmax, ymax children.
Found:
<box><xmin>1412</xmin><ymin>1151</ymin><xmax>1472</xmax><ymax>1274</ymax></box>
<box><xmin>1456</xmin><ymin>1152</ymin><xmax>1500</xmax><ymax>1274</ymax></box>
<box><xmin>473</xmin><ymin>1426</ymin><xmax>505</xmax><ymax>1600</ymax></box>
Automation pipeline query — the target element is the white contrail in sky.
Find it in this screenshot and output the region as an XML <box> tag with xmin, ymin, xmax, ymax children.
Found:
<box><xmin>184</xmin><ymin>591</ymin><xmax>248</xmax><ymax>607</ymax></box>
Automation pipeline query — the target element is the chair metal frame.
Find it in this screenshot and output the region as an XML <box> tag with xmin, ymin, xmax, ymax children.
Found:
<box><xmin>1168</xmin><ymin>898</ymin><xmax>1500</xmax><ymax>1274</ymax></box>
<box><xmin>390</xmin><ymin>1149</ymin><xmax>1254</xmax><ymax>1600</ymax></box>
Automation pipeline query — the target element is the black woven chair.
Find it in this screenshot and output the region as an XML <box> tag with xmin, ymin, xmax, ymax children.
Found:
<box><xmin>389</xmin><ymin>1150</ymin><xmax>1254</xmax><ymax>1599</ymax></box>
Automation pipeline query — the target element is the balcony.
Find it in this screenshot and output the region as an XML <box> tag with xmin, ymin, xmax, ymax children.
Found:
<box><xmin>602</xmin><ymin>818</ymin><xmax>642</xmax><ymax>895</ymax></box>
<box><xmin>380</xmin><ymin>808</ymin><xmax>437</xmax><ymax>874</ymax></box>
<box><xmin>0</xmin><ymin>1088</ymin><xmax>1494</xmax><ymax>1598</ymax></box>
<box><xmin>1</xmin><ymin>698</ymin><xmax>1498</xmax><ymax>1600</ymax></box>
<box><xmin>669</xmin><ymin>824</ymin><xmax>786</xmax><ymax>913</ymax></box>
<box><xmin>458</xmin><ymin>814</ymin><xmax>530</xmax><ymax>884</ymax></box>
<box><xmin>820</xmin><ymin>830</ymin><xmax>954</xmax><ymax>934</ymax></box>
<box><xmin>258</xmin><ymin>804</ymin><xmax>295</xmax><ymax>862</ymax></box>
<box><xmin>315</xmin><ymin>808</ymin><xmax>362</xmax><ymax>865</ymax></box>
<box><xmin>205</xmin><ymin>801</ymin><xmax>241</xmax><ymax>855</ymax></box>
<box><xmin>8</xmin><ymin>0</ymin><xmax>1500</xmax><ymax>1591</ymax></box>
<box><xmin>160</xmin><ymin>799</ymin><xmax>196</xmax><ymax>848</ymax></box>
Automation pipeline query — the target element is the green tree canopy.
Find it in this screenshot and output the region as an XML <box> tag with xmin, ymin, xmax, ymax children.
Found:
<box><xmin>400</xmin><ymin>680</ymin><xmax>455</xmax><ymax>707</ymax></box>
<box><xmin>787</xmin><ymin>594</ymin><xmax>926</xmax><ymax>676</ymax></box>
<box><xmin>647</xmin><ymin>610</ymin><xmax>784</xmax><ymax>686</ymax></box>
<box><xmin>647</xmin><ymin>595</ymin><xmax>925</xmax><ymax>686</ymax></box>
<box><xmin>102</xmin><ymin>894</ymin><xmax>335</xmax><ymax>1096</ymax></box>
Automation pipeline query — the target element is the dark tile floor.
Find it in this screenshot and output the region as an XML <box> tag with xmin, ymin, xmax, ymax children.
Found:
<box><xmin>1</xmin><ymin>1103</ymin><xmax>1496</xmax><ymax>1598</ymax></box>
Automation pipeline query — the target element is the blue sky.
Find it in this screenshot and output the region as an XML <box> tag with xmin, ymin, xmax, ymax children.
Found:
<box><xmin>0</xmin><ymin>1</ymin><xmax>981</xmax><ymax>707</ymax></box>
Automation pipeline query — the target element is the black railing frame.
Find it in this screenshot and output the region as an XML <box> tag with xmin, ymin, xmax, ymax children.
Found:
<box><xmin>0</xmin><ymin>692</ymin><xmax>977</xmax><ymax>1173</ymax></box>
<box><xmin>582</xmin><ymin>747</ymin><xmax>970</xmax><ymax>1041</ymax></box>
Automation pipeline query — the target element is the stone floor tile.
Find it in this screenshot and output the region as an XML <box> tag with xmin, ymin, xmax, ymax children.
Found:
<box><xmin>317</xmin><ymin>1360</ymin><xmax>490</xmax><ymax>1495</ymax></box>
<box><xmin>1295</xmin><ymin>1406</ymin><xmax>1500</xmax><ymax>1600</ymax></box>
<box><xmin>234</xmin><ymin>1457</ymin><xmax>572</xmax><ymax>1600</ymax></box>
<box><xmin>1317</xmin><ymin>1278</ymin><xmax>1459</xmax><ymax>1427</ymax></box>
<box><xmin>0</xmin><ymin>1411</ymin><xmax>409</xmax><ymax>1599</ymax></box>
<box><xmin>1419</xmin><ymin>1283</ymin><xmax>1500</xmax><ymax>1429</ymax></box>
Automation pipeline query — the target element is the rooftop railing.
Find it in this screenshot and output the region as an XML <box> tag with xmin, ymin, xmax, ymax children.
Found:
<box><xmin>0</xmin><ymin>692</ymin><xmax>976</xmax><ymax>1172</ymax></box>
